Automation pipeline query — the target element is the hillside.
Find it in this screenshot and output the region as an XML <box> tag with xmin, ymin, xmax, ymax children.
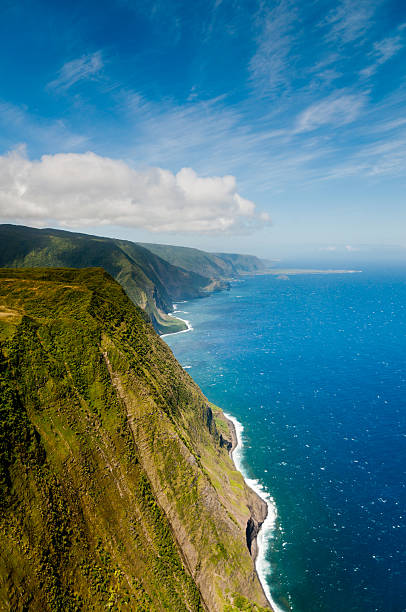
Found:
<box><xmin>138</xmin><ymin>243</ymin><xmax>270</xmax><ymax>279</ymax></box>
<box><xmin>0</xmin><ymin>268</ymin><xmax>270</xmax><ymax>611</ymax></box>
<box><xmin>0</xmin><ymin>225</ymin><xmax>226</xmax><ymax>335</ymax></box>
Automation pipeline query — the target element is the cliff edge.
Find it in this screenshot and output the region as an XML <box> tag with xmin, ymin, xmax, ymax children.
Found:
<box><xmin>0</xmin><ymin>268</ymin><xmax>271</xmax><ymax>611</ymax></box>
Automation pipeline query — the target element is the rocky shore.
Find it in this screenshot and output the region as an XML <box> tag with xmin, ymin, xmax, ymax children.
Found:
<box><xmin>224</xmin><ymin>415</ymin><xmax>273</xmax><ymax>608</ymax></box>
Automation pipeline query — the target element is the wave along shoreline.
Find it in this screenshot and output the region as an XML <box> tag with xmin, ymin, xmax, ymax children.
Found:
<box><xmin>224</xmin><ymin>412</ymin><xmax>286</xmax><ymax>612</ymax></box>
<box><xmin>161</xmin><ymin>302</ymin><xmax>286</xmax><ymax>611</ymax></box>
<box><xmin>160</xmin><ymin>303</ymin><xmax>193</xmax><ymax>338</ymax></box>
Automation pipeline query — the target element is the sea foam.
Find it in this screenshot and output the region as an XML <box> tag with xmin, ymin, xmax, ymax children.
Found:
<box><xmin>224</xmin><ymin>412</ymin><xmax>286</xmax><ymax>612</ymax></box>
<box><xmin>160</xmin><ymin>304</ymin><xmax>193</xmax><ymax>338</ymax></box>
<box><xmin>162</xmin><ymin>307</ymin><xmax>285</xmax><ymax>609</ymax></box>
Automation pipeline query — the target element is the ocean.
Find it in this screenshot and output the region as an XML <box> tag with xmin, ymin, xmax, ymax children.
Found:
<box><xmin>163</xmin><ymin>270</ymin><xmax>406</xmax><ymax>612</ymax></box>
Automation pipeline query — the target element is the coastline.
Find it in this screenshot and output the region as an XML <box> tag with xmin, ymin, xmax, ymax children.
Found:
<box><xmin>222</xmin><ymin>414</ymin><xmax>266</xmax><ymax>562</ymax></box>
<box><xmin>160</xmin><ymin>303</ymin><xmax>194</xmax><ymax>338</ymax></box>
<box><xmin>224</xmin><ymin>412</ymin><xmax>286</xmax><ymax>612</ymax></box>
<box><xmin>161</xmin><ymin>301</ymin><xmax>285</xmax><ymax>611</ymax></box>
<box><xmin>240</xmin><ymin>268</ymin><xmax>362</xmax><ymax>276</ymax></box>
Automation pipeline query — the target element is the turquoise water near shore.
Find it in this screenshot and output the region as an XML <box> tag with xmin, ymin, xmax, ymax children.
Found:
<box><xmin>164</xmin><ymin>270</ymin><xmax>406</xmax><ymax>612</ymax></box>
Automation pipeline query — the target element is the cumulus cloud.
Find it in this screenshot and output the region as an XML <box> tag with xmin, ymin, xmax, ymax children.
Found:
<box><xmin>0</xmin><ymin>149</ymin><xmax>267</xmax><ymax>233</ymax></box>
<box><xmin>48</xmin><ymin>51</ymin><xmax>103</xmax><ymax>91</ymax></box>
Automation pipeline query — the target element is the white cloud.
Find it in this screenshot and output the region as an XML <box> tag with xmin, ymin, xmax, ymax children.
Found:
<box><xmin>0</xmin><ymin>100</ymin><xmax>89</xmax><ymax>151</ymax></box>
<box><xmin>0</xmin><ymin>149</ymin><xmax>267</xmax><ymax>233</ymax></box>
<box><xmin>48</xmin><ymin>51</ymin><xmax>103</xmax><ymax>91</ymax></box>
<box><xmin>322</xmin><ymin>0</ymin><xmax>380</xmax><ymax>44</ymax></box>
<box><xmin>249</xmin><ymin>0</ymin><xmax>297</xmax><ymax>95</ymax></box>
<box><xmin>309</xmin><ymin>125</ymin><xmax>406</xmax><ymax>181</ymax></box>
<box><xmin>360</xmin><ymin>35</ymin><xmax>403</xmax><ymax>78</ymax></box>
<box><xmin>371</xmin><ymin>117</ymin><xmax>406</xmax><ymax>132</ymax></box>
<box><xmin>373</xmin><ymin>36</ymin><xmax>403</xmax><ymax>63</ymax></box>
<box><xmin>295</xmin><ymin>92</ymin><xmax>366</xmax><ymax>133</ymax></box>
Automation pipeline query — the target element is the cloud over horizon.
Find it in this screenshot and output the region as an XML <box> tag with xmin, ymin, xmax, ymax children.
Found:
<box><xmin>0</xmin><ymin>149</ymin><xmax>268</xmax><ymax>233</ymax></box>
<box><xmin>1</xmin><ymin>0</ymin><xmax>405</xmax><ymax>247</ymax></box>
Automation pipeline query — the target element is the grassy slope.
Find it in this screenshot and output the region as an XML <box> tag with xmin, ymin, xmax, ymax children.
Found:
<box><xmin>117</xmin><ymin>240</ymin><xmax>226</xmax><ymax>301</ymax></box>
<box><xmin>138</xmin><ymin>243</ymin><xmax>268</xmax><ymax>279</ymax></box>
<box><xmin>0</xmin><ymin>225</ymin><xmax>224</xmax><ymax>335</ymax></box>
<box><xmin>0</xmin><ymin>268</ymin><xmax>270</xmax><ymax>611</ymax></box>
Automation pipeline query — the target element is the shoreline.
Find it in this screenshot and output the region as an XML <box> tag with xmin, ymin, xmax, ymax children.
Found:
<box><xmin>224</xmin><ymin>412</ymin><xmax>286</xmax><ymax>612</ymax></box>
<box><xmin>161</xmin><ymin>301</ymin><xmax>286</xmax><ymax>611</ymax></box>
<box><xmin>160</xmin><ymin>303</ymin><xmax>193</xmax><ymax>339</ymax></box>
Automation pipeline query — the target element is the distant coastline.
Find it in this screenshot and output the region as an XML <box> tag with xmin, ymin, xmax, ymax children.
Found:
<box><xmin>242</xmin><ymin>268</ymin><xmax>362</xmax><ymax>276</ymax></box>
<box><xmin>161</xmin><ymin>269</ymin><xmax>362</xmax><ymax>330</ymax></box>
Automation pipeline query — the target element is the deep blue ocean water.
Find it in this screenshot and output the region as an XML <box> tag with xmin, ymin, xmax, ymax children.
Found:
<box><xmin>164</xmin><ymin>270</ymin><xmax>406</xmax><ymax>612</ymax></box>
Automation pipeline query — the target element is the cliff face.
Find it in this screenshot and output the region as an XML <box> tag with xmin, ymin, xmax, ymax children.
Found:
<box><xmin>0</xmin><ymin>268</ymin><xmax>270</xmax><ymax>611</ymax></box>
<box><xmin>138</xmin><ymin>242</ymin><xmax>270</xmax><ymax>279</ymax></box>
<box><xmin>0</xmin><ymin>225</ymin><xmax>226</xmax><ymax>335</ymax></box>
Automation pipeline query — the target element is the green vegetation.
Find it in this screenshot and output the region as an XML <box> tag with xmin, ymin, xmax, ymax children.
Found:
<box><xmin>139</xmin><ymin>242</ymin><xmax>270</xmax><ymax>279</ymax></box>
<box><xmin>0</xmin><ymin>268</ymin><xmax>270</xmax><ymax>611</ymax></box>
<box><xmin>225</xmin><ymin>593</ymin><xmax>270</xmax><ymax>611</ymax></box>
<box><xmin>0</xmin><ymin>225</ymin><xmax>227</xmax><ymax>335</ymax></box>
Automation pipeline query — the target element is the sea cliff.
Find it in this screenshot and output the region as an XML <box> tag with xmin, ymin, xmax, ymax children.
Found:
<box><xmin>0</xmin><ymin>268</ymin><xmax>271</xmax><ymax>611</ymax></box>
<box><xmin>224</xmin><ymin>416</ymin><xmax>268</xmax><ymax>561</ymax></box>
<box><xmin>0</xmin><ymin>224</ymin><xmax>228</xmax><ymax>336</ymax></box>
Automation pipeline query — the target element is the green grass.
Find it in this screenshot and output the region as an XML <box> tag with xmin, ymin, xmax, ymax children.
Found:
<box><xmin>0</xmin><ymin>268</ymin><xmax>270</xmax><ymax>611</ymax></box>
<box><xmin>0</xmin><ymin>224</ymin><xmax>221</xmax><ymax>334</ymax></box>
<box><xmin>139</xmin><ymin>242</ymin><xmax>268</xmax><ymax>279</ymax></box>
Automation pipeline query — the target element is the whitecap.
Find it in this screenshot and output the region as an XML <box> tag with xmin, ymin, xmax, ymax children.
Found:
<box><xmin>224</xmin><ymin>412</ymin><xmax>287</xmax><ymax>612</ymax></box>
<box><xmin>160</xmin><ymin>313</ymin><xmax>194</xmax><ymax>338</ymax></box>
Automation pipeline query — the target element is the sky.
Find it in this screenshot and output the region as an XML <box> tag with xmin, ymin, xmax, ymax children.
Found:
<box><xmin>0</xmin><ymin>0</ymin><xmax>406</xmax><ymax>258</ymax></box>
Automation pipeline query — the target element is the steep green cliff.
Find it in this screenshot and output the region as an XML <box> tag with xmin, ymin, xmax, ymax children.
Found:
<box><xmin>0</xmin><ymin>225</ymin><xmax>226</xmax><ymax>335</ymax></box>
<box><xmin>138</xmin><ymin>243</ymin><xmax>269</xmax><ymax>279</ymax></box>
<box><xmin>0</xmin><ymin>268</ymin><xmax>270</xmax><ymax>611</ymax></box>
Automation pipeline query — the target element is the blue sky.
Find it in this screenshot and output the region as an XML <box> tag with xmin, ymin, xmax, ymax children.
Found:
<box><xmin>1</xmin><ymin>0</ymin><xmax>406</xmax><ymax>257</ymax></box>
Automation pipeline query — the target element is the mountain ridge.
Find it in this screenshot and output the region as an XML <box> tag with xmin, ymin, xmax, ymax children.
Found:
<box><xmin>138</xmin><ymin>242</ymin><xmax>270</xmax><ymax>279</ymax></box>
<box><xmin>0</xmin><ymin>267</ymin><xmax>271</xmax><ymax>611</ymax></box>
<box><xmin>0</xmin><ymin>224</ymin><xmax>229</xmax><ymax>335</ymax></box>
